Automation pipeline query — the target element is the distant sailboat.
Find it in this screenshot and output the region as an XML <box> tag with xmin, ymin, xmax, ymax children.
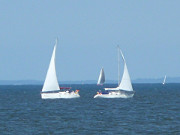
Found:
<box><xmin>97</xmin><ymin>68</ymin><xmax>105</xmax><ymax>85</ymax></box>
<box><xmin>94</xmin><ymin>46</ymin><xmax>134</xmax><ymax>98</ymax></box>
<box><xmin>162</xmin><ymin>75</ymin><xmax>166</xmax><ymax>85</ymax></box>
<box><xmin>41</xmin><ymin>39</ymin><xmax>80</xmax><ymax>99</ymax></box>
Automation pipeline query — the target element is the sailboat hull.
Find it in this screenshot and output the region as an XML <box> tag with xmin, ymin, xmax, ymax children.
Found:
<box><xmin>41</xmin><ymin>92</ymin><xmax>80</xmax><ymax>99</ymax></box>
<box><xmin>94</xmin><ymin>91</ymin><xmax>134</xmax><ymax>98</ymax></box>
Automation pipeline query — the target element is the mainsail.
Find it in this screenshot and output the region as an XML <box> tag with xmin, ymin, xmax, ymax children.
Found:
<box><xmin>42</xmin><ymin>39</ymin><xmax>60</xmax><ymax>92</ymax></box>
<box><xmin>105</xmin><ymin>48</ymin><xmax>133</xmax><ymax>91</ymax></box>
<box><xmin>97</xmin><ymin>68</ymin><xmax>105</xmax><ymax>85</ymax></box>
<box><xmin>117</xmin><ymin>50</ymin><xmax>133</xmax><ymax>91</ymax></box>
<box><xmin>162</xmin><ymin>75</ymin><xmax>166</xmax><ymax>85</ymax></box>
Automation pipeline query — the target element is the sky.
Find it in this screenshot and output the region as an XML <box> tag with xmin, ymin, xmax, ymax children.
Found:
<box><xmin>0</xmin><ymin>0</ymin><xmax>180</xmax><ymax>81</ymax></box>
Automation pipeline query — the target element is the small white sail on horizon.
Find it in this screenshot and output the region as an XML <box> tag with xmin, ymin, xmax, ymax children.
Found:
<box><xmin>162</xmin><ymin>75</ymin><xmax>166</xmax><ymax>85</ymax></box>
<box><xmin>97</xmin><ymin>68</ymin><xmax>105</xmax><ymax>85</ymax></box>
<box><xmin>42</xmin><ymin>39</ymin><xmax>60</xmax><ymax>92</ymax></box>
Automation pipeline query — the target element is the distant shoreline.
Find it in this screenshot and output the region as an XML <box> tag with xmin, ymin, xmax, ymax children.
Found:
<box><xmin>0</xmin><ymin>78</ymin><xmax>180</xmax><ymax>85</ymax></box>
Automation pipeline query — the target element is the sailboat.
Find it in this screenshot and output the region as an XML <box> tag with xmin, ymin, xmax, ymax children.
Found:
<box><xmin>97</xmin><ymin>68</ymin><xmax>105</xmax><ymax>85</ymax></box>
<box><xmin>94</xmin><ymin>47</ymin><xmax>134</xmax><ymax>98</ymax></box>
<box><xmin>41</xmin><ymin>39</ymin><xmax>80</xmax><ymax>99</ymax></box>
<box><xmin>162</xmin><ymin>75</ymin><xmax>166</xmax><ymax>85</ymax></box>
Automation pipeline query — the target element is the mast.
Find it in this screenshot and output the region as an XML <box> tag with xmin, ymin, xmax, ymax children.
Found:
<box><xmin>117</xmin><ymin>46</ymin><xmax>120</xmax><ymax>85</ymax></box>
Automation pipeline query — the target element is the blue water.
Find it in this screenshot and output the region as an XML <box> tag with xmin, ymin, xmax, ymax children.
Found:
<box><xmin>0</xmin><ymin>84</ymin><xmax>180</xmax><ymax>135</ymax></box>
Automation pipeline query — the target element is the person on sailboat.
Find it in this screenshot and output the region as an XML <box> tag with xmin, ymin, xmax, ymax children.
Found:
<box><xmin>75</xmin><ymin>90</ymin><xmax>80</xmax><ymax>94</ymax></box>
<box><xmin>97</xmin><ymin>90</ymin><xmax>102</xmax><ymax>95</ymax></box>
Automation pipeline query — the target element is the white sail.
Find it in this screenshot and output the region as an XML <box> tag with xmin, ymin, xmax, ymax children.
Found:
<box><xmin>42</xmin><ymin>39</ymin><xmax>60</xmax><ymax>92</ymax></box>
<box><xmin>162</xmin><ymin>75</ymin><xmax>166</xmax><ymax>85</ymax></box>
<box><xmin>97</xmin><ymin>68</ymin><xmax>105</xmax><ymax>85</ymax></box>
<box><xmin>105</xmin><ymin>48</ymin><xmax>133</xmax><ymax>91</ymax></box>
<box><xmin>117</xmin><ymin>50</ymin><xmax>133</xmax><ymax>91</ymax></box>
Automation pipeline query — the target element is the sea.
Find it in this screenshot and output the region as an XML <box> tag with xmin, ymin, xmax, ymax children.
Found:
<box><xmin>0</xmin><ymin>84</ymin><xmax>180</xmax><ymax>135</ymax></box>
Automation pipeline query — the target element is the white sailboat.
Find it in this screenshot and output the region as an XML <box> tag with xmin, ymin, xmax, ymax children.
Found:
<box><xmin>94</xmin><ymin>47</ymin><xmax>134</xmax><ymax>98</ymax></box>
<box><xmin>97</xmin><ymin>68</ymin><xmax>105</xmax><ymax>85</ymax></box>
<box><xmin>162</xmin><ymin>75</ymin><xmax>166</xmax><ymax>85</ymax></box>
<box><xmin>41</xmin><ymin>39</ymin><xmax>80</xmax><ymax>99</ymax></box>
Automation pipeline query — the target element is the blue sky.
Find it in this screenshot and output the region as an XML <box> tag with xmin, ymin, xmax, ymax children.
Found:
<box><xmin>0</xmin><ymin>1</ymin><xmax>180</xmax><ymax>81</ymax></box>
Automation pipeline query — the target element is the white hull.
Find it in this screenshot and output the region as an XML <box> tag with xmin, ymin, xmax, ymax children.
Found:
<box><xmin>41</xmin><ymin>92</ymin><xmax>80</xmax><ymax>99</ymax></box>
<box><xmin>94</xmin><ymin>92</ymin><xmax>134</xmax><ymax>98</ymax></box>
